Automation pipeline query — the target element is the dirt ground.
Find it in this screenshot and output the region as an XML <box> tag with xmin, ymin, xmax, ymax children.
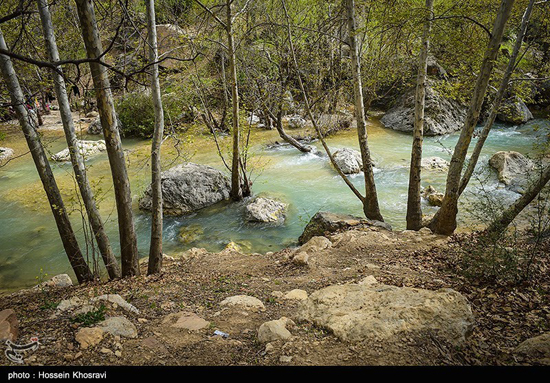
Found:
<box><xmin>1</xmin><ymin>226</ymin><xmax>549</xmax><ymax>367</ymax></box>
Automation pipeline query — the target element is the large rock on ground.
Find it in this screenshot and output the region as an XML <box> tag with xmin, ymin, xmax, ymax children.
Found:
<box><xmin>333</xmin><ymin>148</ymin><xmax>363</xmax><ymax>174</ymax></box>
<box><xmin>219</xmin><ymin>295</ymin><xmax>265</xmax><ymax>312</ymax></box>
<box><xmin>35</xmin><ymin>274</ymin><xmax>73</xmax><ymax>289</ymax></box>
<box><xmin>291</xmin><ymin>236</ymin><xmax>332</xmax><ymax>266</ymax></box>
<box><xmin>489</xmin><ymin>151</ymin><xmax>535</xmax><ymax>193</ymax></box>
<box><xmin>139</xmin><ymin>163</ymin><xmax>231</xmax><ymax>215</ymax></box>
<box><xmin>514</xmin><ymin>333</ymin><xmax>550</xmax><ymax>365</ymax></box>
<box><xmin>296</xmin><ymin>283</ymin><xmax>474</xmax><ymax>345</ymax></box>
<box><xmin>51</xmin><ymin>140</ymin><xmax>106</xmax><ymax>162</ymax></box>
<box><xmin>0</xmin><ymin>309</ymin><xmax>18</xmax><ymax>341</ymax></box>
<box><xmin>75</xmin><ymin>327</ymin><xmax>105</xmax><ymax>349</ymax></box>
<box><xmin>162</xmin><ymin>312</ymin><xmax>210</xmax><ymax>331</ymax></box>
<box><xmin>98</xmin><ymin>317</ymin><xmax>137</xmax><ymax>338</ymax></box>
<box><xmin>298</xmin><ymin>211</ymin><xmax>391</xmax><ymax>245</ymax></box>
<box><xmin>497</xmin><ymin>96</ymin><xmax>534</xmax><ymax>125</ymax></box>
<box><xmin>257</xmin><ymin>317</ymin><xmax>295</xmax><ymax>343</ymax></box>
<box><xmin>380</xmin><ymin>82</ymin><xmax>467</xmax><ymax>136</ymax></box>
<box><xmin>245</xmin><ymin>197</ymin><xmax>288</xmax><ymax>224</ymax></box>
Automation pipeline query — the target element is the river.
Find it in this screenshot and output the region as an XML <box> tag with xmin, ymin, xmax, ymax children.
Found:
<box><xmin>0</xmin><ymin>113</ymin><xmax>548</xmax><ymax>291</ymax></box>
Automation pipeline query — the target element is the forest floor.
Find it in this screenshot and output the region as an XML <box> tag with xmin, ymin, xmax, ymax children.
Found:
<box><xmin>1</xmin><ymin>226</ymin><xmax>549</xmax><ymax>366</ymax></box>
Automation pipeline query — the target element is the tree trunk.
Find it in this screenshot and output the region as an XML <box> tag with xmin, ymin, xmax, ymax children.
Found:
<box><xmin>274</xmin><ymin>114</ymin><xmax>312</xmax><ymax>153</ymax></box>
<box><xmin>458</xmin><ymin>0</ymin><xmax>536</xmax><ymax>196</ymax></box>
<box><xmin>0</xmin><ymin>27</ymin><xmax>93</xmax><ymax>284</ymax></box>
<box><xmin>346</xmin><ymin>0</ymin><xmax>383</xmax><ymax>221</ymax></box>
<box><xmin>406</xmin><ymin>0</ymin><xmax>433</xmax><ymax>230</ymax></box>
<box><xmin>429</xmin><ymin>0</ymin><xmax>515</xmax><ymax>235</ymax></box>
<box><xmin>226</xmin><ymin>1</ymin><xmax>242</xmax><ymax>201</ymax></box>
<box><xmin>36</xmin><ymin>0</ymin><xmax>120</xmax><ymax>279</ymax></box>
<box><xmin>487</xmin><ymin>164</ymin><xmax>550</xmax><ymax>234</ymax></box>
<box><xmin>145</xmin><ymin>0</ymin><xmax>165</xmax><ymax>275</ymax></box>
<box><xmin>74</xmin><ymin>0</ymin><xmax>139</xmax><ymax>277</ymax></box>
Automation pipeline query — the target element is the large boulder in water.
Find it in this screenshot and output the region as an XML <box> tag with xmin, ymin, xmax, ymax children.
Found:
<box><xmin>51</xmin><ymin>140</ymin><xmax>106</xmax><ymax>162</ymax></box>
<box><xmin>139</xmin><ymin>163</ymin><xmax>231</xmax><ymax>215</ymax></box>
<box><xmin>299</xmin><ymin>211</ymin><xmax>391</xmax><ymax>245</ymax></box>
<box><xmin>497</xmin><ymin>96</ymin><xmax>533</xmax><ymax>125</ymax></box>
<box><xmin>489</xmin><ymin>151</ymin><xmax>535</xmax><ymax>193</ymax></box>
<box><xmin>380</xmin><ymin>81</ymin><xmax>467</xmax><ymax>136</ymax></box>
<box><xmin>296</xmin><ymin>282</ymin><xmax>474</xmax><ymax>345</ymax></box>
<box><xmin>333</xmin><ymin>148</ymin><xmax>363</xmax><ymax>174</ymax></box>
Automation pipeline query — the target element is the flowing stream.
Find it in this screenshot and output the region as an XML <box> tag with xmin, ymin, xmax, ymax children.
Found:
<box><xmin>0</xmin><ymin>115</ymin><xmax>548</xmax><ymax>291</ymax></box>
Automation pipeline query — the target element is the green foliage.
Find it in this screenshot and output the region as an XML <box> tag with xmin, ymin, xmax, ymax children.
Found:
<box><xmin>156</xmin><ymin>0</ymin><xmax>193</xmax><ymax>23</ymax></box>
<box><xmin>70</xmin><ymin>304</ymin><xmax>107</xmax><ymax>327</ymax></box>
<box><xmin>116</xmin><ymin>92</ymin><xmax>188</xmax><ymax>138</ymax></box>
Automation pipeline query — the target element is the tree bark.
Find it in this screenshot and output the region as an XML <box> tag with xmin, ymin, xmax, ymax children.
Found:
<box><xmin>145</xmin><ymin>0</ymin><xmax>165</xmax><ymax>275</ymax></box>
<box><xmin>458</xmin><ymin>0</ymin><xmax>536</xmax><ymax>196</ymax></box>
<box><xmin>345</xmin><ymin>0</ymin><xmax>383</xmax><ymax>221</ymax></box>
<box><xmin>429</xmin><ymin>0</ymin><xmax>515</xmax><ymax>235</ymax></box>
<box><xmin>226</xmin><ymin>1</ymin><xmax>242</xmax><ymax>201</ymax></box>
<box><xmin>36</xmin><ymin>0</ymin><xmax>120</xmax><ymax>279</ymax></box>
<box><xmin>0</xmin><ymin>27</ymin><xmax>93</xmax><ymax>284</ymax></box>
<box><xmin>487</xmin><ymin>164</ymin><xmax>550</xmax><ymax>234</ymax></box>
<box><xmin>406</xmin><ymin>0</ymin><xmax>433</xmax><ymax>230</ymax></box>
<box><xmin>74</xmin><ymin>0</ymin><xmax>139</xmax><ymax>277</ymax></box>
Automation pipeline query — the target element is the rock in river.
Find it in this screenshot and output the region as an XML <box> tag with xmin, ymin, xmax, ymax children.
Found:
<box><xmin>139</xmin><ymin>162</ymin><xmax>231</xmax><ymax>215</ymax></box>
<box><xmin>0</xmin><ymin>147</ymin><xmax>14</xmax><ymax>163</ymax></box>
<box><xmin>332</xmin><ymin>148</ymin><xmax>363</xmax><ymax>174</ymax></box>
<box><xmin>489</xmin><ymin>151</ymin><xmax>535</xmax><ymax>193</ymax></box>
<box><xmin>245</xmin><ymin>197</ymin><xmax>288</xmax><ymax>224</ymax></box>
<box><xmin>50</xmin><ymin>140</ymin><xmax>106</xmax><ymax>162</ymax></box>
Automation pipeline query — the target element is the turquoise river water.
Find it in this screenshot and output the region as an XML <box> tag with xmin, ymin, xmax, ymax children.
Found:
<box><xmin>0</xmin><ymin>116</ymin><xmax>548</xmax><ymax>291</ymax></box>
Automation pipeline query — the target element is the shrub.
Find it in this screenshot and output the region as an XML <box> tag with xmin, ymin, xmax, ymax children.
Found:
<box><xmin>70</xmin><ymin>304</ymin><xmax>107</xmax><ymax>327</ymax></box>
<box><xmin>116</xmin><ymin>92</ymin><xmax>187</xmax><ymax>138</ymax></box>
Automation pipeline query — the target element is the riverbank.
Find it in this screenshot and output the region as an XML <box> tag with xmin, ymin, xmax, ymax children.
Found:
<box><xmin>1</xmin><ymin>224</ymin><xmax>549</xmax><ymax>366</ymax></box>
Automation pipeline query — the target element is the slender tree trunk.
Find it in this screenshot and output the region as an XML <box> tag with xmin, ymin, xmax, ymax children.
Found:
<box><xmin>429</xmin><ymin>0</ymin><xmax>515</xmax><ymax>235</ymax></box>
<box><xmin>0</xmin><ymin>27</ymin><xmax>93</xmax><ymax>284</ymax></box>
<box><xmin>36</xmin><ymin>0</ymin><xmax>120</xmax><ymax>279</ymax></box>
<box><xmin>226</xmin><ymin>1</ymin><xmax>242</xmax><ymax>201</ymax></box>
<box><xmin>406</xmin><ymin>0</ymin><xmax>433</xmax><ymax>230</ymax></box>
<box><xmin>487</xmin><ymin>164</ymin><xmax>550</xmax><ymax>234</ymax></box>
<box><xmin>74</xmin><ymin>0</ymin><xmax>139</xmax><ymax>277</ymax></box>
<box><xmin>458</xmin><ymin>0</ymin><xmax>536</xmax><ymax>196</ymax></box>
<box><xmin>145</xmin><ymin>0</ymin><xmax>165</xmax><ymax>275</ymax></box>
<box><xmin>346</xmin><ymin>0</ymin><xmax>383</xmax><ymax>221</ymax></box>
